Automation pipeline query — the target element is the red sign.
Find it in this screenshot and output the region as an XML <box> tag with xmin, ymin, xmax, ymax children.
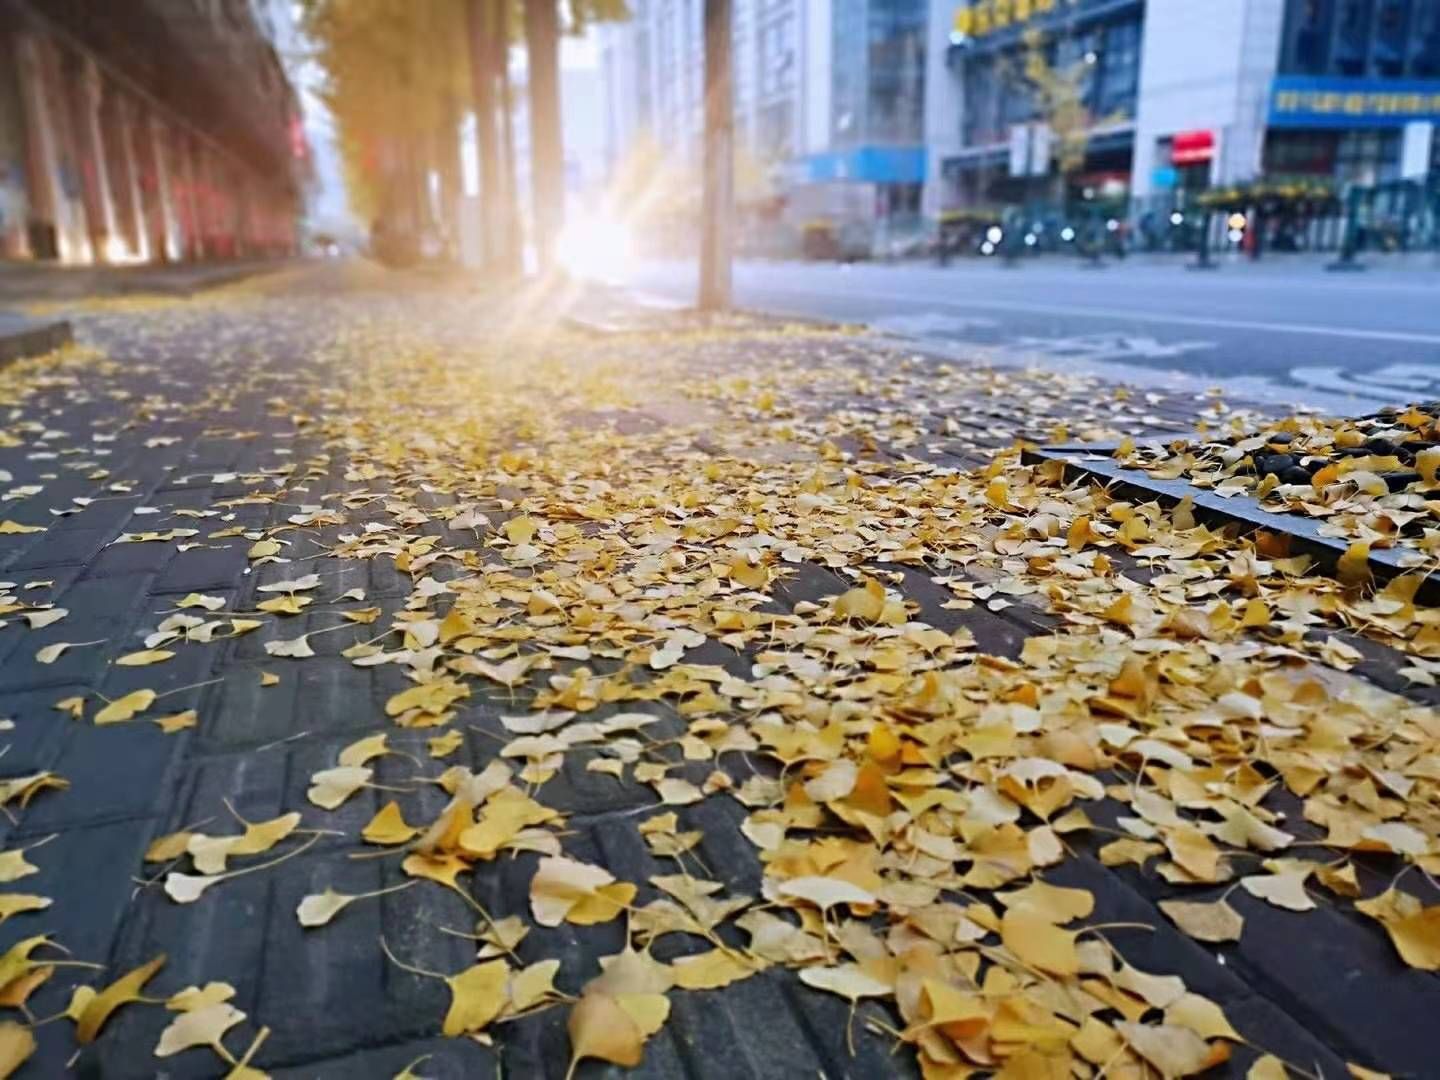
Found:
<box><xmin>1172</xmin><ymin>130</ymin><xmax>1214</xmax><ymax>165</ymax></box>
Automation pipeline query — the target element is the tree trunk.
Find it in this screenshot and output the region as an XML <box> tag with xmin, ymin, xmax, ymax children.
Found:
<box><xmin>495</xmin><ymin>0</ymin><xmax>522</xmax><ymax>274</ymax></box>
<box><xmin>437</xmin><ymin>92</ymin><xmax>464</xmax><ymax>261</ymax></box>
<box><xmin>524</xmin><ymin>0</ymin><xmax>564</xmax><ymax>271</ymax></box>
<box><xmin>698</xmin><ymin>0</ymin><xmax>733</xmax><ymax>311</ymax></box>
<box><xmin>466</xmin><ymin>0</ymin><xmax>503</xmax><ymax>269</ymax></box>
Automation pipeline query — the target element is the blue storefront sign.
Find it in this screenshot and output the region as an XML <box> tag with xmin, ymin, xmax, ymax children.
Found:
<box><xmin>1150</xmin><ymin>166</ymin><xmax>1178</xmax><ymax>190</ymax></box>
<box><xmin>802</xmin><ymin>146</ymin><xmax>927</xmax><ymax>184</ymax></box>
<box><xmin>1269</xmin><ymin>76</ymin><xmax>1440</xmax><ymax>129</ymax></box>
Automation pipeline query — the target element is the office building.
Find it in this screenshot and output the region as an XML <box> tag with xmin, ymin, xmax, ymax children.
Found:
<box><xmin>937</xmin><ymin>0</ymin><xmax>1440</xmax><ymax>215</ymax></box>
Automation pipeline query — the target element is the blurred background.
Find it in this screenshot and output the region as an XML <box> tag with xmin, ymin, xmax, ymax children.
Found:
<box><xmin>1</xmin><ymin>0</ymin><xmax>1437</xmax><ymax>271</ymax></box>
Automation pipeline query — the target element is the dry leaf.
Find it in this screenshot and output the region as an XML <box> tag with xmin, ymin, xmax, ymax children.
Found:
<box><xmin>152</xmin><ymin>710</ymin><xmax>198</xmax><ymax>733</ymax></box>
<box><xmin>95</xmin><ymin>689</ymin><xmax>156</xmax><ymax>724</ymax></box>
<box><xmin>0</xmin><ymin>1021</ymin><xmax>35</xmax><ymax>1078</ymax></box>
<box><xmin>1115</xmin><ymin>1020</ymin><xmax>1214</xmax><ymax>1078</ymax></box>
<box><xmin>116</xmin><ymin>649</ymin><xmax>175</xmax><ymax>667</ymax></box>
<box><xmin>363</xmin><ymin>801</ymin><xmax>418</xmax><ymax>845</ymax></box>
<box><xmin>297</xmin><ymin>889</ymin><xmax>356</xmax><ymax>928</ymax></box>
<box><xmin>1158</xmin><ymin>898</ymin><xmax>1245</xmax><ymax>943</ymax></box>
<box><xmin>338</xmin><ymin>733</ymin><xmax>390</xmax><ymax>768</ymax></box>
<box><xmin>1001</xmin><ymin>909</ymin><xmax>1078</xmax><ymax>975</ymax></box>
<box><xmin>77</xmin><ymin>953</ymin><xmax>166</xmax><ymax>1043</ymax></box>
<box><xmin>154</xmin><ymin>1002</ymin><xmax>246</xmax><ymax>1057</ymax></box>
<box><xmin>264</xmin><ymin>634</ymin><xmax>315</xmax><ymax>659</ymax></box>
<box><xmin>530</xmin><ymin>856</ymin><xmax>636</xmax><ymax>927</ymax></box>
<box><xmin>1240</xmin><ymin>872</ymin><xmax>1315</xmax><ymax>912</ymax></box>
<box><xmin>567</xmin><ymin>989</ymin><xmax>670</xmax><ymax>1071</ymax></box>
<box><xmin>443</xmin><ymin>959</ymin><xmax>509</xmax><ymax>1036</ymax></box>
<box><xmin>0</xmin><ymin>895</ymin><xmax>50</xmax><ymax>924</ymax></box>
<box><xmin>0</xmin><ymin>851</ymin><xmax>37</xmax><ymax>885</ymax></box>
<box><xmin>798</xmin><ymin>964</ymin><xmax>891</xmax><ymax>1002</ymax></box>
<box><xmin>671</xmin><ymin>949</ymin><xmax>758</xmax><ymax>990</ymax></box>
<box><xmin>307</xmin><ymin>766</ymin><xmax>372</xmax><ymax>810</ymax></box>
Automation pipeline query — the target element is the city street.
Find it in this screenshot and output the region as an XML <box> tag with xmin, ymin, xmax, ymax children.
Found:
<box><xmin>625</xmin><ymin>255</ymin><xmax>1440</xmax><ymax>414</ymax></box>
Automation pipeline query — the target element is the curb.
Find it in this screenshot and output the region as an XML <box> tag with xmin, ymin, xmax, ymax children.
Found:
<box><xmin>0</xmin><ymin>313</ymin><xmax>73</xmax><ymax>368</ymax></box>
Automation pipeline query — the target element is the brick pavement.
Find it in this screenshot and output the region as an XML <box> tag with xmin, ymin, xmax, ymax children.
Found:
<box><xmin>0</xmin><ymin>264</ymin><xmax>1434</xmax><ymax>1078</ymax></box>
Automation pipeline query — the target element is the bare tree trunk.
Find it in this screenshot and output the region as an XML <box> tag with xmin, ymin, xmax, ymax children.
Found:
<box><xmin>495</xmin><ymin>0</ymin><xmax>522</xmax><ymax>274</ymax></box>
<box><xmin>524</xmin><ymin>0</ymin><xmax>564</xmax><ymax>271</ymax></box>
<box><xmin>437</xmin><ymin>92</ymin><xmax>464</xmax><ymax>261</ymax></box>
<box><xmin>699</xmin><ymin>0</ymin><xmax>733</xmax><ymax>311</ymax></box>
<box><xmin>466</xmin><ymin>0</ymin><xmax>503</xmax><ymax>269</ymax></box>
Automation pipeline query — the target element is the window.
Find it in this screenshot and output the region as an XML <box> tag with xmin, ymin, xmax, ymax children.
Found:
<box><xmin>1336</xmin><ymin>129</ymin><xmax>1400</xmax><ymax>184</ymax></box>
<box><xmin>1096</xmin><ymin>19</ymin><xmax>1140</xmax><ymax>117</ymax></box>
<box><xmin>831</xmin><ymin>0</ymin><xmax>926</xmax><ymax>147</ymax></box>
<box><xmin>758</xmin><ymin>12</ymin><xmax>796</xmax><ymax>99</ymax></box>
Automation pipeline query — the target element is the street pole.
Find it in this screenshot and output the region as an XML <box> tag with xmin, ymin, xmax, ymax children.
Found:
<box><xmin>1328</xmin><ymin>185</ymin><xmax>1367</xmax><ymax>272</ymax></box>
<box><xmin>1188</xmin><ymin>209</ymin><xmax>1217</xmax><ymax>270</ymax></box>
<box><xmin>698</xmin><ymin>0</ymin><xmax>733</xmax><ymax>312</ymax></box>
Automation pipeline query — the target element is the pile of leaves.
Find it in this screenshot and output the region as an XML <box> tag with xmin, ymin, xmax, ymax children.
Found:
<box><xmin>0</xmin><ymin>284</ymin><xmax>1435</xmax><ymax>1078</ymax></box>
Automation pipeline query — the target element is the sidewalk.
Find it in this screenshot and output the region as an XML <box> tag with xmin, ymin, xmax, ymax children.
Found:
<box><xmin>0</xmin><ymin>263</ymin><xmax>1434</xmax><ymax>1078</ymax></box>
<box><xmin>0</xmin><ymin>256</ymin><xmax>298</xmax><ymax>305</ymax></box>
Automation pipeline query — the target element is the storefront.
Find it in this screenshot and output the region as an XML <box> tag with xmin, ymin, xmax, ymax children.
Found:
<box><xmin>1264</xmin><ymin>76</ymin><xmax>1440</xmax><ymax>185</ymax></box>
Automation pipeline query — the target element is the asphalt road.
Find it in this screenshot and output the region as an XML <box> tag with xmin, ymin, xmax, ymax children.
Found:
<box><xmin>623</xmin><ymin>254</ymin><xmax>1440</xmax><ymax>414</ymax></box>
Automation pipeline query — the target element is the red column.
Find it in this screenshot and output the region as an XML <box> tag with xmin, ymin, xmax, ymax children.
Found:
<box><xmin>69</xmin><ymin>54</ymin><xmax>118</xmax><ymax>261</ymax></box>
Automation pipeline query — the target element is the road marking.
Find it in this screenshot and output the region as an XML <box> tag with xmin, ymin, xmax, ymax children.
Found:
<box><xmin>755</xmin><ymin>283</ymin><xmax>1440</xmax><ymax>346</ymax></box>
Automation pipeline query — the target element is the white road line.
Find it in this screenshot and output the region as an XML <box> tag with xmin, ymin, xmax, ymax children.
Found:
<box><xmin>753</xmin><ymin>283</ymin><xmax>1440</xmax><ymax>346</ymax></box>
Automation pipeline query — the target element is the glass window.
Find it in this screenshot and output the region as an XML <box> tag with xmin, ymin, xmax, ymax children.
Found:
<box><xmin>1096</xmin><ymin>19</ymin><xmax>1140</xmax><ymax>117</ymax></box>
<box><xmin>831</xmin><ymin>0</ymin><xmax>926</xmax><ymax>147</ymax></box>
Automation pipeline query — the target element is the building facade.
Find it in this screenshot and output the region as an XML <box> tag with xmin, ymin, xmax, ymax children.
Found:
<box><xmin>940</xmin><ymin>0</ymin><xmax>1440</xmax><ymax>216</ymax></box>
<box><xmin>0</xmin><ymin>0</ymin><xmax>304</xmax><ymax>265</ymax></box>
<box><xmin>598</xmin><ymin>0</ymin><xmax>931</xmax><ymax>244</ymax></box>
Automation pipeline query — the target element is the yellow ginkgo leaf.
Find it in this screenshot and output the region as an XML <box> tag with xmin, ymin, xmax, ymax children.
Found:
<box><xmin>0</xmin><ymin>895</ymin><xmax>50</xmax><ymax>924</ymax></box>
<box><xmin>1336</xmin><ymin>540</ymin><xmax>1372</xmax><ymax>589</ymax></box>
<box><xmin>259</xmin><ymin>671</ymin><xmax>280</xmax><ymax>687</ymax></box>
<box><xmin>671</xmin><ymin>949</ymin><xmax>759</xmax><ymax>991</ymax></box>
<box><xmin>0</xmin><ymin>851</ymin><xmax>39</xmax><ymax>886</ymax></box>
<box><xmin>54</xmin><ymin>695</ymin><xmax>86</xmax><ymax>719</ymax></box>
<box><xmin>567</xmin><ymin>989</ymin><xmax>670</xmax><ymax>1071</ymax></box>
<box><xmin>296</xmin><ymin>889</ymin><xmax>355</xmax><ymax>928</ymax></box>
<box><xmin>338</xmin><ymin>733</ymin><xmax>390</xmax><ymax>768</ymax></box>
<box><xmin>154</xmin><ymin>1002</ymin><xmax>246</xmax><ymax>1057</ymax></box>
<box><xmin>0</xmin><ymin>1020</ymin><xmax>35</xmax><ymax>1078</ymax></box>
<box><xmin>177</xmin><ymin>593</ymin><xmax>226</xmax><ymax>611</ymax></box>
<box><xmin>115</xmin><ymin>649</ymin><xmax>175</xmax><ymax>667</ymax></box>
<box><xmin>506</xmin><ymin>959</ymin><xmax>561</xmax><ymax>1014</ymax></box>
<box><xmin>297</xmin><ymin>881</ymin><xmax>413</xmax><ymax>929</ymax></box>
<box><xmin>256</xmin><ymin>595</ymin><xmax>310</xmax><ymax>615</ymax></box>
<box><xmin>1000</xmin><ymin>909</ymin><xmax>1078</xmax><ymax>976</ymax></box>
<box><xmin>152</xmin><ymin>710</ymin><xmax>198</xmax><ymax>734</ymax></box>
<box><xmin>1114</xmin><ymin>1021</ymin><xmax>1214</xmax><ymax>1078</ymax></box>
<box><xmin>95</xmin><ymin>689</ymin><xmax>156</xmax><ymax>724</ymax></box>
<box><xmin>306</xmin><ymin>766</ymin><xmax>372</xmax><ymax>810</ymax></box>
<box><xmin>797</xmin><ymin>964</ymin><xmax>892</xmax><ymax>1002</ymax></box>
<box><xmin>529</xmin><ymin>857</ymin><xmax>635</xmax><ymax>927</ymax></box>
<box><xmin>363</xmin><ymin>802</ymin><xmax>418</xmax><ymax>845</ymax></box>
<box><xmin>1158</xmin><ymin>898</ymin><xmax>1244</xmax><ymax>943</ymax></box>
<box><xmin>166</xmin><ymin>982</ymin><xmax>236</xmax><ymax>1012</ymax></box>
<box><xmin>427</xmin><ymin>730</ymin><xmax>464</xmax><ymax>759</ymax></box>
<box><xmin>77</xmin><ymin>953</ymin><xmax>167</xmax><ymax>1043</ymax></box>
<box><xmin>442</xmin><ymin>960</ymin><xmax>509</xmax><ymax>1036</ymax></box>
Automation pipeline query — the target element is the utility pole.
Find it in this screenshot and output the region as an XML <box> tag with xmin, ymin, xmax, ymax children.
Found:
<box><xmin>698</xmin><ymin>0</ymin><xmax>733</xmax><ymax>311</ymax></box>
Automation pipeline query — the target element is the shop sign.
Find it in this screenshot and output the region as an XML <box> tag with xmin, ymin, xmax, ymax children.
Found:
<box><xmin>1269</xmin><ymin>76</ymin><xmax>1440</xmax><ymax>128</ymax></box>
<box><xmin>1171</xmin><ymin>130</ymin><xmax>1213</xmax><ymax>165</ymax></box>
